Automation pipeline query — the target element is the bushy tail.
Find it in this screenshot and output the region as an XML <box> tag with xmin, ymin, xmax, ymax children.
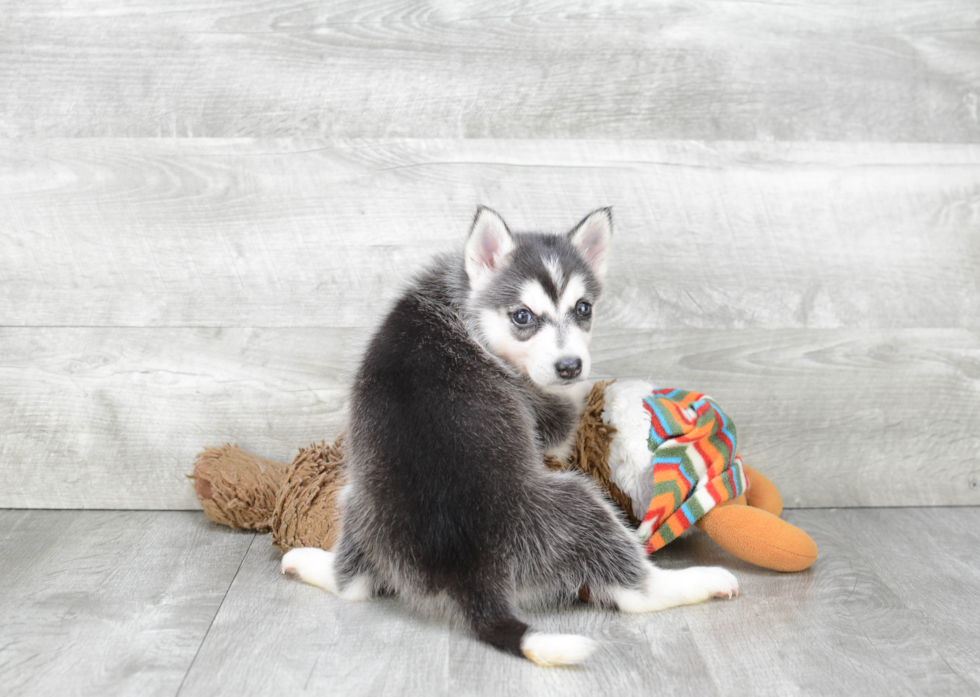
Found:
<box><xmin>518</xmin><ymin>632</ymin><xmax>599</xmax><ymax>667</ymax></box>
<box><xmin>464</xmin><ymin>589</ymin><xmax>597</xmax><ymax>667</ymax></box>
<box><xmin>282</xmin><ymin>550</ymin><xmax>598</xmax><ymax>666</ymax></box>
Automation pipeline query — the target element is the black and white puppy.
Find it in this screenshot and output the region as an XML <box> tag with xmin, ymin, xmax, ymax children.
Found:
<box><xmin>283</xmin><ymin>208</ymin><xmax>738</xmax><ymax>666</ymax></box>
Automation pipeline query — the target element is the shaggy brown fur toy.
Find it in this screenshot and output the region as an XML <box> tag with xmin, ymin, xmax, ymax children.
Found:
<box><xmin>191</xmin><ymin>438</ymin><xmax>346</xmax><ymax>552</ymax></box>
<box><xmin>191</xmin><ymin>380</ymin><xmax>816</xmax><ymax>572</ymax></box>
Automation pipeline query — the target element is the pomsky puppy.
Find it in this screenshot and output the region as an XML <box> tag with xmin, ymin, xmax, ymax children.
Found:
<box><xmin>282</xmin><ymin>208</ymin><xmax>738</xmax><ymax>667</ymax></box>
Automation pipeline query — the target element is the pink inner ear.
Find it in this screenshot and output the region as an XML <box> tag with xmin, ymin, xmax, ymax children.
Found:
<box><xmin>466</xmin><ymin>210</ymin><xmax>514</xmax><ymax>282</ymax></box>
<box><xmin>579</xmin><ymin>225</ymin><xmax>606</xmax><ymax>264</ymax></box>
<box><xmin>478</xmin><ymin>231</ymin><xmax>500</xmax><ymax>269</ymax></box>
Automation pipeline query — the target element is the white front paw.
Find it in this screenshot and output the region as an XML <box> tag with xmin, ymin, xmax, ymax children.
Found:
<box><xmin>281</xmin><ymin>547</ymin><xmax>338</xmax><ymax>594</ymax></box>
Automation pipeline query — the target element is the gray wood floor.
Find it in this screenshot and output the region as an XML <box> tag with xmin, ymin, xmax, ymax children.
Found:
<box><xmin>2</xmin><ymin>508</ymin><xmax>978</xmax><ymax>696</ymax></box>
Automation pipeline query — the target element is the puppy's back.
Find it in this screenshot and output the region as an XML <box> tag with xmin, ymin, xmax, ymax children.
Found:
<box><xmin>344</xmin><ymin>264</ymin><xmax>537</xmax><ymax>588</ymax></box>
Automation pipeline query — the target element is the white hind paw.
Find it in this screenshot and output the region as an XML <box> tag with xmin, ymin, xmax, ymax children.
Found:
<box><xmin>611</xmin><ymin>565</ymin><xmax>740</xmax><ymax>613</ymax></box>
<box><xmin>521</xmin><ymin>633</ymin><xmax>598</xmax><ymax>667</ymax></box>
<box><xmin>699</xmin><ymin>566</ymin><xmax>739</xmax><ymax>600</ymax></box>
<box><xmin>281</xmin><ymin>547</ymin><xmax>338</xmax><ymax>594</ymax></box>
<box><xmin>659</xmin><ymin>566</ymin><xmax>739</xmax><ymax>604</ymax></box>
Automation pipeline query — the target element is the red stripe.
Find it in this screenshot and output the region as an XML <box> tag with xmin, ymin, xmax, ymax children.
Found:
<box><xmin>643</xmin><ymin>505</ymin><xmax>667</xmax><ymax>525</ymax></box>
<box><xmin>692</xmin><ymin>439</ymin><xmax>718</xmax><ymax>478</ymax></box>
<box><xmin>644</xmin><ymin>400</ymin><xmax>670</xmax><ymax>440</ymax></box>
<box><xmin>704</xmin><ymin>478</ymin><xmax>722</xmax><ymax>504</ymax></box>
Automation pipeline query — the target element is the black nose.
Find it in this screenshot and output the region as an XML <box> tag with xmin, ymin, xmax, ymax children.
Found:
<box><xmin>555</xmin><ymin>357</ymin><xmax>583</xmax><ymax>380</ymax></box>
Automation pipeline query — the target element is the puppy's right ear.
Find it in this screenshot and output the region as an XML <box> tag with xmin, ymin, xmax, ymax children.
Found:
<box><xmin>465</xmin><ymin>206</ymin><xmax>515</xmax><ymax>290</ymax></box>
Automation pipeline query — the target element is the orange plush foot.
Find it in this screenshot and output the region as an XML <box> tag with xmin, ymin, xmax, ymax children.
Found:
<box><xmin>696</xmin><ymin>503</ymin><xmax>818</xmax><ymax>573</ymax></box>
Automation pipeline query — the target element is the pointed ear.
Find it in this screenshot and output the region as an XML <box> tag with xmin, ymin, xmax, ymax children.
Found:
<box><xmin>568</xmin><ymin>208</ymin><xmax>613</xmax><ymax>279</ymax></box>
<box><xmin>465</xmin><ymin>206</ymin><xmax>515</xmax><ymax>289</ymax></box>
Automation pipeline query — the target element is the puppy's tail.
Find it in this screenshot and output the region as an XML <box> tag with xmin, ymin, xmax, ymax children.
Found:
<box><xmin>282</xmin><ymin>552</ymin><xmax>598</xmax><ymax>666</ymax></box>
<box><xmin>518</xmin><ymin>631</ymin><xmax>599</xmax><ymax>667</ymax></box>
<box><xmin>464</xmin><ymin>590</ymin><xmax>598</xmax><ymax>667</ymax></box>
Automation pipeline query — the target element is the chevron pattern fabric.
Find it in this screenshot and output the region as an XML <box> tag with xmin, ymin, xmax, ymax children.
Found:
<box><xmin>638</xmin><ymin>389</ymin><xmax>746</xmax><ymax>554</ymax></box>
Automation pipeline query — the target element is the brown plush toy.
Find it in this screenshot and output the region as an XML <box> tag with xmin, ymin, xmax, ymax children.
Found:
<box><xmin>191</xmin><ymin>381</ymin><xmax>817</xmax><ymax>572</ymax></box>
<box><xmin>191</xmin><ymin>438</ymin><xmax>346</xmax><ymax>552</ymax></box>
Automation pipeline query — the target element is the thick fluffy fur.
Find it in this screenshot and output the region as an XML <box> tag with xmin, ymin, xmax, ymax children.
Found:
<box><xmin>283</xmin><ymin>208</ymin><xmax>737</xmax><ymax>667</ymax></box>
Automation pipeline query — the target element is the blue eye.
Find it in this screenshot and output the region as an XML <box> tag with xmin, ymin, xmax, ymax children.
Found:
<box><xmin>576</xmin><ymin>301</ymin><xmax>592</xmax><ymax>318</ymax></box>
<box><xmin>512</xmin><ymin>309</ymin><xmax>533</xmax><ymax>326</ymax></box>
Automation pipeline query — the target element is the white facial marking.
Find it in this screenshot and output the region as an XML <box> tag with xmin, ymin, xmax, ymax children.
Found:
<box><xmin>519</xmin><ymin>280</ymin><xmax>557</xmax><ymax>318</ymax></box>
<box><xmin>478</xmin><ymin>309</ymin><xmax>593</xmax><ymax>388</ymax></box>
<box><xmin>559</xmin><ymin>275</ymin><xmax>586</xmax><ymax>313</ymax></box>
<box><xmin>477</xmin><ymin>308</ymin><xmax>515</xmax><ymax>355</ymax></box>
<box><xmin>543</xmin><ymin>256</ymin><xmax>564</xmax><ymax>293</ymax></box>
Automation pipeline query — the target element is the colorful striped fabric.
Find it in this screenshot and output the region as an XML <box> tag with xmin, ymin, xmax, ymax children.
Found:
<box><xmin>637</xmin><ymin>389</ymin><xmax>746</xmax><ymax>554</ymax></box>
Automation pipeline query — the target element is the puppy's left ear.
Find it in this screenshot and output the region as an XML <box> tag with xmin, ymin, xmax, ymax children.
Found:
<box><xmin>568</xmin><ymin>208</ymin><xmax>613</xmax><ymax>280</ymax></box>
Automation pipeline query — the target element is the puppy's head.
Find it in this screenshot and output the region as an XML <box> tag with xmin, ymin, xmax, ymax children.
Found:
<box><xmin>464</xmin><ymin>207</ymin><xmax>612</xmax><ymax>388</ymax></box>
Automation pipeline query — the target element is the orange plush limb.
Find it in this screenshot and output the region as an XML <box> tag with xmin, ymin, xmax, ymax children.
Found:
<box><xmin>694</xmin><ymin>466</ymin><xmax>817</xmax><ymax>572</ymax></box>
<box><xmin>742</xmin><ymin>465</ymin><xmax>783</xmax><ymax>516</ymax></box>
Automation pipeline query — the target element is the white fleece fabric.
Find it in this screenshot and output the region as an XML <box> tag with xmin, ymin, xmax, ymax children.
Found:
<box><xmin>602</xmin><ymin>379</ymin><xmax>658</xmax><ymax>521</ymax></box>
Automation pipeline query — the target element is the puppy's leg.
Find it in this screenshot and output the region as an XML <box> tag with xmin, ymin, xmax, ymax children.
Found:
<box><xmin>526</xmin><ymin>472</ymin><xmax>738</xmax><ymax>613</ymax></box>
<box><xmin>521</xmin><ymin>472</ymin><xmax>652</xmax><ymax>595</ymax></box>
<box><xmin>608</xmin><ymin>564</ymin><xmax>738</xmax><ymax>614</ymax></box>
<box><xmin>281</xmin><ymin>534</ymin><xmax>376</xmax><ymax>601</ymax></box>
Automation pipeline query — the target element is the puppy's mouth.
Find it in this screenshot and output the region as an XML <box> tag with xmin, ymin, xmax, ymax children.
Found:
<box><xmin>551</xmin><ymin>376</ymin><xmax>586</xmax><ymax>386</ymax></box>
<box><xmin>528</xmin><ymin>372</ymin><xmax>590</xmax><ymax>390</ymax></box>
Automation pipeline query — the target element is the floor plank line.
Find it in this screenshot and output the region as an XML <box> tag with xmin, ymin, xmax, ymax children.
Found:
<box><xmin>174</xmin><ymin>531</ymin><xmax>257</xmax><ymax>697</ymax></box>
<box><xmin>0</xmin><ymin>511</ymin><xmax>255</xmax><ymax>697</ymax></box>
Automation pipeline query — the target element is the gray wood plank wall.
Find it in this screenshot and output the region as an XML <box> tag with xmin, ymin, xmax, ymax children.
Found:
<box><xmin>3</xmin><ymin>1</ymin><xmax>980</xmax><ymax>141</ymax></box>
<box><xmin>1</xmin><ymin>1</ymin><xmax>978</xmax><ymax>509</ymax></box>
